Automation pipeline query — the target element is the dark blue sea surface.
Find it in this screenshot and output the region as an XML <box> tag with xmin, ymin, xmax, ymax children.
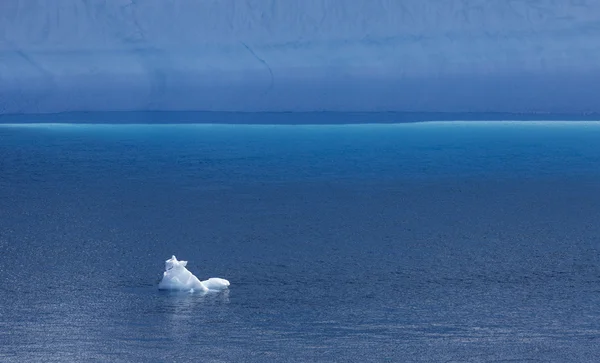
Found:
<box><xmin>1</xmin><ymin>121</ymin><xmax>599</xmax><ymax>362</ymax></box>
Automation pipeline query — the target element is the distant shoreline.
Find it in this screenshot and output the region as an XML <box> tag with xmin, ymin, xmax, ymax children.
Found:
<box><xmin>1</xmin><ymin>111</ymin><xmax>599</xmax><ymax>125</ymax></box>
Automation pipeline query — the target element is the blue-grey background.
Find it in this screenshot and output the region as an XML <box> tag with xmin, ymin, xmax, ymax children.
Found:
<box><xmin>2</xmin><ymin>1</ymin><xmax>600</xmax><ymax>114</ymax></box>
<box><xmin>1</xmin><ymin>122</ymin><xmax>599</xmax><ymax>362</ymax></box>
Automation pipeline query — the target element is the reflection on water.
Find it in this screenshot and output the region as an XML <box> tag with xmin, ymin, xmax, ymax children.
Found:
<box><xmin>157</xmin><ymin>290</ymin><xmax>231</xmax><ymax>343</ymax></box>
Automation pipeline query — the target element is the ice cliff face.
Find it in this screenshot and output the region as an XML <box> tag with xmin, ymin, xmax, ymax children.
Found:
<box><xmin>1</xmin><ymin>0</ymin><xmax>599</xmax><ymax>114</ymax></box>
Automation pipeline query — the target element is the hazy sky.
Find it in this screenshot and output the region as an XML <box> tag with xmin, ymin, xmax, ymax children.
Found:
<box><xmin>1</xmin><ymin>0</ymin><xmax>599</xmax><ymax>114</ymax></box>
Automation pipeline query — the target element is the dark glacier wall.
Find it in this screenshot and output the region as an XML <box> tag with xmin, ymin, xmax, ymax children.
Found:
<box><xmin>1</xmin><ymin>0</ymin><xmax>599</xmax><ymax>114</ymax></box>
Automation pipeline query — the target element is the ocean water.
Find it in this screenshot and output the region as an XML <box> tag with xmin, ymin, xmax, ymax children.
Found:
<box><xmin>1</xmin><ymin>121</ymin><xmax>599</xmax><ymax>362</ymax></box>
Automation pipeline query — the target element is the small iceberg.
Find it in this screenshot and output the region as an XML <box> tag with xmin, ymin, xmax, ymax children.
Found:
<box><xmin>158</xmin><ymin>255</ymin><xmax>230</xmax><ymax>292</ymax></box>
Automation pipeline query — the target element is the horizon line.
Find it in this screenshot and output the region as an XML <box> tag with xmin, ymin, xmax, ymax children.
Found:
<box><xmin>2</xmin><ymin>110</ymin><xmax>600</xmax><ymax>125</ymax></box>
<box><xmin>3</xmin><ymin>120</ymin><xmax>600</xmax><ymax>128</ymax></box>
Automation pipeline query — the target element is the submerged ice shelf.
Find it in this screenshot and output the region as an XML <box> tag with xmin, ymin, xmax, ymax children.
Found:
<box><xmin>158</xmin><ymin>255</ymin><xmax>230</xmax><ymax>293</ymax></box>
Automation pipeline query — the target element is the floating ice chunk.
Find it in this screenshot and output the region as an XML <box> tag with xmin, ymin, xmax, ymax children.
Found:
<box><xmin>158</xmin><ymin>255</ymin><xmax>230</xmax><ymax>292</ymax></box>
<box><xmin>201</xmin><ymin>278</ymin><xmax>231</xmax><ymax>291</ymax></box>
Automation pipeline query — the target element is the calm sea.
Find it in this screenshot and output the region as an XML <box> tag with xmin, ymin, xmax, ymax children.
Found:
<box><xmin>1</xmin><ymin>121</ymin><xmax>599</xmax><ymax>362</ymax></box>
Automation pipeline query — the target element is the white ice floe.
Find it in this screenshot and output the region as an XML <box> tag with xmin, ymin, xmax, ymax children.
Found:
<box><xmin>158</xmin><ymin>255</ymin><xmax>230</xmax><ymax>292</ymax></box>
